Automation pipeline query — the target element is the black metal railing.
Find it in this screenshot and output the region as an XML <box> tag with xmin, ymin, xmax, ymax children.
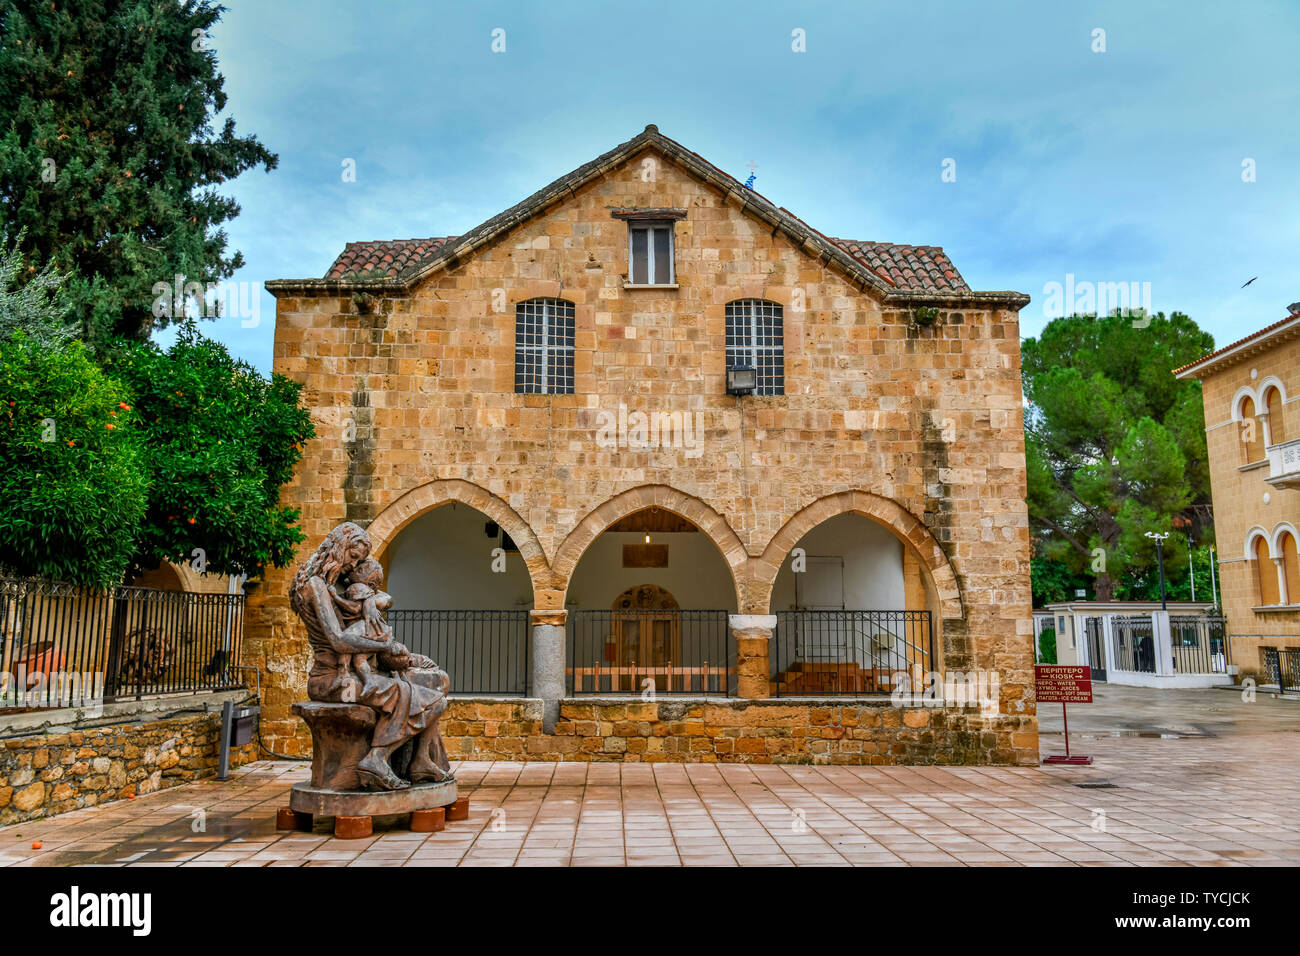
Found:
<box><xmin>773</xmin><ymin>610</ymin><xmax>933</xmax><ymax>697</ymax></box>
<box><xmin>1261</xmin><ymin>646</ymin><xmax>1300</xmax><ymax>694</ymax></box>
<box><xmin>1168</xmin><ymin>615</ymin><xmax>1231</xmax><ymax>674</ymax></box>
<box><xmin>0</xmin><ymin>576</ymin><xmax>245</xmax><ymax>709</ymax></box>
<box><xmin>1110</xmin><ymin>614</ymin><xmax>1157</xmax><ymax>674</ymax></box>
<box><xmin>388</xmin><ymin>609</ymin><xmax>530</xmax><ymax>696</ymax></box>
<box><xmin>567</xmin><ymin>609</ymin><xmax>733</xmax><ymax>695</ymax></box>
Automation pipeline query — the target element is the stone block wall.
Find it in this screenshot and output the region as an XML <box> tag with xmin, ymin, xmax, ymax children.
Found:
<box><xmin>0</xmin><ymin>713</ymin><xmax>257</xmax><ymax>826</ymax></box>
<box><xmin>441</xmin><ymin>697</ymin><xmax>1038</xmax><ymax>766</ymax></box>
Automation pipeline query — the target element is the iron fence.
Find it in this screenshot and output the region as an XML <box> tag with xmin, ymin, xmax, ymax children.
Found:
<box><xmin>1110</xmin><ymin>614</ymin><xmax>1157</xmax><ymax>674</ymax></box>
<box><xmin>1168</xmin><ymin>615</ymin><xmax>1231</xmax><ymax>674</ymax></box>
<box><xmin>773</xmin><ymin>610</ymin><xmax>933</xmax><ymax>696</ymax></box>
<box><xmin>387</xmin><ymin>610</ymin><xmax>530</xmax><ymax>696</ymax></box>
<box><xmin>0</xmin><ymin>576</ymin><xmax>245</xmax><ymax>709</ymax></box>
<box><xmin>1261</xmin><ymin>646</ymin><xmax>1300</xmax><ymax>694</ymax></box>
<box><xmin>567</xmin><ymin>609</ymin><xmax>733</xmax><ymax>695</ymax></box>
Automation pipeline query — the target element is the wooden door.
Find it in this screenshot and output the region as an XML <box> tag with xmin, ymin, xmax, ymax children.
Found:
<box><xmin>611</xmin><ymin>584</ymin><xmax>680</xmax><ymax>691</ymax></box>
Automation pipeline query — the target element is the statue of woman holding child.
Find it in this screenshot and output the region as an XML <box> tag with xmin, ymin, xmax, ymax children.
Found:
<box><xmin>288</xmin><ymin>522</ymin><xmax>453</xmax><ymax>791</ymax></box>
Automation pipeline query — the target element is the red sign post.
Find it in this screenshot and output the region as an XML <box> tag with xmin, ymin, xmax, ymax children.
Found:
<box><xmin>1035</xmin><ymin>664</ymin><xmax>1093</xmax><ymax>765</ymax></box>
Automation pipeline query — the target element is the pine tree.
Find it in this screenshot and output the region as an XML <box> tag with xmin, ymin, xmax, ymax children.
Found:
<box><xmin>0</xmin><ymin>0</ymin><xmax>276</xmax><ymax>345</ymax></box>
<box><xmin>1022</xmin><ymin>311</ymin><xmax>1215</xmax><ymax>600</ymax></box>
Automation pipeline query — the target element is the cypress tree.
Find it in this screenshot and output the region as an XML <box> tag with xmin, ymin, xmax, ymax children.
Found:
<box><xmin>0</xmin><ymin>1</ymin><xmax>276</xmax><ymax>344</ymax></box>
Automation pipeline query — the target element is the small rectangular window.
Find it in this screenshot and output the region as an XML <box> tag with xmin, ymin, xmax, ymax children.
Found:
<box><xmin>628</xmin><ymin>221</ymin><xmax>674</xmax><ymax>285</ymax></box>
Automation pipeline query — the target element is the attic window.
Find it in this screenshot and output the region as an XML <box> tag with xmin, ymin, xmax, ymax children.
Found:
<box><xmin>628</xmin><ymin>221</ymin><xmax>675</xmax><ymax>285</ymax></box>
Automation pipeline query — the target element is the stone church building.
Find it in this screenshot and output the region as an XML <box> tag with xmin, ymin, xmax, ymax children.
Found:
<box><xmin>251</xmin><ymin>125</ymin><xmax>1037</xmax><ymax>765</ymax></box>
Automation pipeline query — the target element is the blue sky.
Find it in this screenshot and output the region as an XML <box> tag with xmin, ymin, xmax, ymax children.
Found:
<box><xmin>189</xmin><ymin>0</ymin><xmax>1300</xmax><ymax>373</ymax></box>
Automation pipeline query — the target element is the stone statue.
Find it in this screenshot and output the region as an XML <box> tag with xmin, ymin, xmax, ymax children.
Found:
<box><xmin>288</xmin><ymin>522</ymin><xmax>453</xmax><ymax>791</ymax></box>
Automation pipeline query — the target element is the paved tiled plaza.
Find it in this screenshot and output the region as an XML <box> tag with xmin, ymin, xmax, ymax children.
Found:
<box><xmin>2</xmin><ymin>686</ymin><xmax>1297</xmax><ymax>867</ymax></box>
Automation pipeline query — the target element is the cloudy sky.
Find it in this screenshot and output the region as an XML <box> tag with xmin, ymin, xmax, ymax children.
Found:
<box><xmin>191</xmin><ymin>0</ymin><xmax>1300</xmax><ymax>373</ymax></box>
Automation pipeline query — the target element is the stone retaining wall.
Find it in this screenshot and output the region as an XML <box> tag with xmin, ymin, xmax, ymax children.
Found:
<box><xmin>442</xmin><ymin>697</ymin><xmax>1038</xmax><ymax>765</ymax></box>
<box><xmin>0</xmin><ymin>712</ymin><xmax>257</xmax><ymax>826</ymax></box>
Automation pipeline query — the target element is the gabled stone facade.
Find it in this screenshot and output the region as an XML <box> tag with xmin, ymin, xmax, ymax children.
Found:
<box><xmin>251</xmin><ymin>126</ymin><xmax>1037</xmax><ymax>765</ymax></box>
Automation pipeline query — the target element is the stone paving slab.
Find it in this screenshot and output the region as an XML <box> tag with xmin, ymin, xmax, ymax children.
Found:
<box><xmin>1</xmin><ymin>686</ymin><xmax>1296</xmax><ymax>867</ymax></box>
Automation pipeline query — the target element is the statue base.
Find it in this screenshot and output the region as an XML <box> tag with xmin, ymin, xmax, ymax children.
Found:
<box><xmin>288</xmin><ymin>778</ymin><xmax>458</xmax><ymax>818</ymax></box>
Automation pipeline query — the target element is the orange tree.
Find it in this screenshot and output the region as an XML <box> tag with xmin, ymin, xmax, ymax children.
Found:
<box><xmin>0</xmin><ymin>332</ymin><xmax>148</xmax><ymax>586</ymax></box>
<box><xmin>100</xmin><ymin>323</ymin><xmax>314</xmax><ymax>581</ymax></box>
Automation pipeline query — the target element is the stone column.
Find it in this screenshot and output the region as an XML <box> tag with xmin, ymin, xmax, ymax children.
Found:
<box><xmin>731</xmin><ymin>614</ymin><xmax>775</xmax><ymax>700</ymax></box>
<box><xmin>530</xmin><ymin>609</ymin><xmax>567</xmax><ymax>732</ymax></box>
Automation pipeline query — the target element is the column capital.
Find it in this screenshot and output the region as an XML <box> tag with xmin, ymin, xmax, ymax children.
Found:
<box><xmin>729</xmin><ymin>614</ymin><xmax>776</xmax><ymax>632</ymax></box>
<box><xmin>530</xmin><ymin>608</ymin><xmax>568</xmax><ymax>627</ymax></box>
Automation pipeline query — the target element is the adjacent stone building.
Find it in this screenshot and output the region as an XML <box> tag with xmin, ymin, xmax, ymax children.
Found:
<box><xmin>251</xmin><ymin>125</ymin><xmax>1037</xmax><ymax>764</ymax></box>
<box><xmin>1175</xmin><ymin>308</ymin><xmax>1300</xmax><ymax>678</ymax></box>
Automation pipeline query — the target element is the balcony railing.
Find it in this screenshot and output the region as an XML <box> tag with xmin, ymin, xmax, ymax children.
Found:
<box><xmin>1266</xmin><ymin>437</ymin><xmax>1300</xmax><ymax>489</ymax></box>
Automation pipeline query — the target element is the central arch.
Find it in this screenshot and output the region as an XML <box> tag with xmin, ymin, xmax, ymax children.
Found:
<box><xmin>551</xmin><ymin>485</ymin><xmax>747</xmax><ymax>606</ymax></box>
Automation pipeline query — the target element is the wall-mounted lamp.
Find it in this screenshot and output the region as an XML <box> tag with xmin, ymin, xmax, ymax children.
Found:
<box><xmin>644</xmin><ymin>533</ymin><xmax>651</xmax><ymax>544</ymax></box>
<box><xmin>726</xmin><ymin>365</ymin><xmax>756</xmax><ymax>395</ymax></box>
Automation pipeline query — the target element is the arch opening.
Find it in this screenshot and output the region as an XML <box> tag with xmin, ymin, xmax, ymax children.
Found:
<box><xmin>767</xmin><ymin>511</ymin><xmax>941</xmax><ymax>695</ymax></box>
<box><xmin>1279</xmin><ymin>530</ymin><xmax>1300</xmax><ymax>606</ymax></box>
<box><xmin>378</xmin><ymin>500</ymin><xmax>535</xmax><ymax>695</ymax></box>
<box><xmin>563</xmin><ymin>504</ymin><xmax>738</xmax><ymax>695</ymax></box>
<box><xmin>1239</xmin><ymin>395</ymin><xmax>1265</xmax><ymax>463</ymax></box>
<box><xmin>1263</xmin><ymin>385</ymin><xmax>1285</xmax><ymax>445</ymax></box>
<box><xmin>1254</xmin><ymin>533</ymin><xmax>1281</xmax><ymax>606</ymax></box>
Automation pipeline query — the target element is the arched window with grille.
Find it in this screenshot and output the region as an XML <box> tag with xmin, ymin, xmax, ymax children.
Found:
<box><xmin>725</xmin><ymin>299</ymin><xmax>785</xmax><ymax>395</ymax></box>
<box><xmin>514</xmin><ymin>298</ymin><xmax>575</xmax><ymax>394</ymax></box>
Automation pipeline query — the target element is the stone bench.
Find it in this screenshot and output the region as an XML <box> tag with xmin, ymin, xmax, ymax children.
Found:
<box><xmin>291</xmin><ymin>701</ymin><xmax>378</xmax><ymax>791</ymax></box>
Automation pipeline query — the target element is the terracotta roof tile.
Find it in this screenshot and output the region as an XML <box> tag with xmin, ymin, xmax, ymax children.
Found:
<box><xmin>324</xmin><ymin>234</ymin><xmax>967</xmax><ymax>294</ymax></box>
<box><xmin>830</xmin><ymin>239</ymin><xmax>970</xmax><ymax>293</ymax></box>
<box><xmin>1173</xmin><ymin>310</ymin><xmax>1300</xmax><ymax>377</ymax></box>
<box><xmin>325</xmin><ymin>237</ymin><xmax>457</xmax><ymax>279</ymax></box>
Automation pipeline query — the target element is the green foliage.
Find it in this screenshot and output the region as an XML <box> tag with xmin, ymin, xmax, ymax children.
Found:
<box><xmin>0</xmin><ymin>333</ymin><xmax>147</xmax><ymax>586</ymax></box>
<box><xmin>100</xmin><ymin>325</ymin><xmax>314</xmax><ymax>578</ymax></box>
<box><xmin>1023</xmin><ymin>312</ymin><xmax>1214</xmax><ymax>599</ymax></box>
<box><xmin>0</xmin><ymin>0</ymin><xmax>277</xmax><ymax>346</ymax></box>
<box><xmin>0</xmin><ymin>231</ymin><xmax>75</xmax><ymax>346</ymax></box>
<box><xmin>1121</xmin><ymin>543</ymin><xmax>1219</xmax><ymax>603</ymax></box>
<box><xmin>1030</xmin><ymin>554</ymin><xmax>1091</xmax><ymax>606</ymax></box>
<box><xmin>1037</xmin><ymin>628</ymin><xmax>1057</xmax><ymax>664</ymax></box>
